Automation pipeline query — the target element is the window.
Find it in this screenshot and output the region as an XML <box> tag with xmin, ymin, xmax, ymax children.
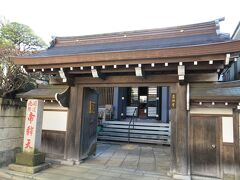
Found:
<box><xmin>148</xmin><ymin>87</ymin><xmax>157</xmax><ymax>107</ymax></box>
<box><xmin>127</xmin><ymin>87</ymin><xmax>138</xmax><ymax>106</ymax></box>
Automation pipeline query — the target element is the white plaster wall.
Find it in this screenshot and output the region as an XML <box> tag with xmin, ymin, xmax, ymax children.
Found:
<box><xmin>42</xmin><ymin>102</ymin><xmax>68</xmax><ymax>131</ymax></box>
<box><xmin>222</xmin><ymin>117</ymin><xmax>234</xmax><ymax>143</ymax></box>
<box><xmin>42</xmin><ymin>111</ymin><xmax>67</xmax><ymax>131</ymax></box>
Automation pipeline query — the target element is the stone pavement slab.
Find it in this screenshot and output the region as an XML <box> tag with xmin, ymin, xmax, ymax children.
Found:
<box><xmin>0</xmin><ymin>142</ymin><xmax>173</xmax><ymax>180</ymax></box>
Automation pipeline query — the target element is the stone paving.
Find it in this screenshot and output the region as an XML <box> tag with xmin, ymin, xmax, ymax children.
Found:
<box><xmin>85</xmin><ymin>142</ymin><xmax>171</xmax><ymax>175</ymax></box>
<box><xmin>0</xmin><ymin>142</ymin><xmax>173</xmax><ymax>180</ymax></box>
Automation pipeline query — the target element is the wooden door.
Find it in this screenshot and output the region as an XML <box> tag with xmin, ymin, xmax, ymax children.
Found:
<box><xmin>80</xmin><ymin>88</ymin><xmax>98</xmax><ymax>159</ymax></box>
<box><xmin>190</xmin><ymin>116</ymin><xmax>221</xmax><ymax>178</ymax></box>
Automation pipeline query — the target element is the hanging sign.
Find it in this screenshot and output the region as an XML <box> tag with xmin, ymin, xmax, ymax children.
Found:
<box><xmin>171</xmin><ymin>93</ymin><xmax>176</xmax><ymax>109</ymax></box>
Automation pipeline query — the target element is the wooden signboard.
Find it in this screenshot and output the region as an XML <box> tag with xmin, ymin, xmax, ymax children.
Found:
<box><xmin>88</xmin><ymin>100</ymin><xmax>96</xmax><ymax>114</ymax></box>
<box><xmin>171</xmin><ymin>93</ymin><xmax>176</xmax><ymax>109</ymax></box>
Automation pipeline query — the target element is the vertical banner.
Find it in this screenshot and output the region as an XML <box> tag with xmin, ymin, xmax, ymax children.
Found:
<box><xmin>23</xmin><ymin>99</ymin><xmax>44</xmax><ymax>153</ymax></box>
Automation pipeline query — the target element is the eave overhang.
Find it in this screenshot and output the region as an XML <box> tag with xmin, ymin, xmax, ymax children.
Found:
<box><xmin>13</xmin><ymin>40</ymin><xmax>240</xmax><ymax>69</ymax></box>
<box><xmin>190</xmin><ymin>81</ymin><xmax>240</xmax><ymax>108</ymax></box>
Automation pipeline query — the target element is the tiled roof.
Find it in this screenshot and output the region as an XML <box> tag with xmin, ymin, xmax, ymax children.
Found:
<box><xmin>28</xmin><ymin>33</ymin><xmax>229</xmax><ymax>58</ymax></box>
<box><xmin>16</xmin><ymin>85</ymin><xmax>68</xmax><ymax>99</ymax></box>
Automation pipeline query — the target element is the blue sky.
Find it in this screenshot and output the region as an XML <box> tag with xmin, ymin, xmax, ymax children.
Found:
<box><xmin>0</xmin><ymin>0</ymin><xmax>239</xmax><ymax>44</ymax></box>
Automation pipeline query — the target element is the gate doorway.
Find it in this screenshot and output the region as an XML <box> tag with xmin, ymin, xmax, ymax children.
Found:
<box><xmin>76</xmin><ymin>85</ymin><xmax>172</xmax><ymax>177</ymax></box>
<box><xmin>95</xmin><ymin>86</ymin><xmax>170</xmax><ymax>123</ymax></box>
<box><xmin>94</xmin><ymin>86</ymin><xmax>171</xmax><ymax>145</ymax></box>
<box><xmin>64</xmin><ymin>81</ymin><xmax>178</xmax><ymax>177</ymax></box>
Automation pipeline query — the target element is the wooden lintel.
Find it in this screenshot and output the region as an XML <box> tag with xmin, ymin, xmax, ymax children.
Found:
<box><xmin>72</xmin><ymin>73</ymin><xmax>218</xmax><ymax>86</ymax></box>
<box><xmin>75</xmin><ymin>74</ymin><xmax>178</xmax><ymax>85</ymax></box>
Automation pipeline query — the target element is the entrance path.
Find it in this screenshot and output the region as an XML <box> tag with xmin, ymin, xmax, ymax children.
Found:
<box><xmin>86</xmin><ymin>142</ymin><xmax>171</xmax><ymax>175</ymax></box>
<box><xmin>0</xmin><ymin>142</ymin><xmax>173</xmax><ymax>180</ymax></box>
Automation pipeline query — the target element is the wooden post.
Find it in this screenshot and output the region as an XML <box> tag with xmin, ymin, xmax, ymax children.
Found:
<box><xmin>64</xmin><ymin>86</ymin><xmax>83</xmax><ymax>161</ymax></box>
<box><xmin>170</xmin><ymin>85</ymin><xmax>177</xmax><ymax>175</ymax></box>
<box><xmin>233</xmin><ymin>109</ymin><xmax>240</xmax><ymax>179</ymax></box>
<box><xmin>171</xmin><ymin>83</ymin><xmax>189</xmax><ymax>177</ymax></box>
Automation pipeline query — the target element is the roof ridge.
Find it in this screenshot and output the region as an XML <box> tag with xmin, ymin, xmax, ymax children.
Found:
<box><xmin>55</xmin><ymin>20</ymin><xmax>217</xmax><ymax>40</ymax></box>
<box><xmin>52</xmin><ymin>20</ymin><xmax>219</xmax><ymax>48</ymax></box>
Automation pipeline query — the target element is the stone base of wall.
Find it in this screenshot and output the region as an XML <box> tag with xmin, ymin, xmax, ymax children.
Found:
<box><xmin>0</xmin><ymin>148</ymin><xmax>21</xmax><ymax>167</ymax></box>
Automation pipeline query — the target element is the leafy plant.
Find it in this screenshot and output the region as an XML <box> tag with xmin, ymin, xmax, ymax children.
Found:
<box><xmin>0</xmin><ymin>19</ymin><xmax>47</xmax><ymax>98</ymax></box>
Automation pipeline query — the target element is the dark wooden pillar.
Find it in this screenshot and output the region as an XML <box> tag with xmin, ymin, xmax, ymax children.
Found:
<box><xmin>170</xmin><ymin>85</ymin><xmax>177</xmax><ymax>174</ymax></box>
<box><xmin>64</xmin><ymin>85</ymin><xmax>84</xmax><ymax>161</ymax></box>
<box><xmin>161</xmin><ymin>86</ymin><xmax>169</xmax><ymax>123</ymax></box>
<box><xmin>233</xmin><ymin>110</ymin><xmax>240</xmax><ymax>179</ymax></box>
<box><xmin>171</xmin><ymin>83</ymin><xmax>188</xmax><ymax>176</ymax></box>
<box><xmin>118</xmin><ymin>87</ymin><xmax>127</xmax><ymax>119</ymax></box>
<box><xmin>157</xmin><ymin>87</ymin><xmax>162</xmax><ymax>121</ymax></box>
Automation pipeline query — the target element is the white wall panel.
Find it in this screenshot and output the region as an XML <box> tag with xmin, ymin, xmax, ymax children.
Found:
<box><xmin>42</xmin><ymin>111</ymin><xmax>67</xmax><ymax>131</ymax></box>
<box><xmin>222</xmin><ymin>116</ymin><xmax>234</xmax><ymax>143</ymax></box>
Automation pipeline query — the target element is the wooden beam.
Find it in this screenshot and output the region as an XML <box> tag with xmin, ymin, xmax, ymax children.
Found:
<box><xmin>72</xmin><ymin>73</ymin><xmax>217</xmax><ymax>87</ymax></box>
<box><xmin>186</xmin><ymin>73</ymin><xmax>218</xmax><ymax>82</ymax></box>
<box><xmin>75</xmin><ymin>74</ymin><xmax>178</xmax><ymax>85</ymax></box>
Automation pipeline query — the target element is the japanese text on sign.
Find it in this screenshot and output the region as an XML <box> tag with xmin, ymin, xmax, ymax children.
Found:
<box><xmin>23</xmin><ymin>100</ymin><xmax>38</xmax><ymax>152</ymax></box>
<box><xmin>171</xmin><ymin>93</ymin><xmax>176</xmax><ymax>109</ymax></box>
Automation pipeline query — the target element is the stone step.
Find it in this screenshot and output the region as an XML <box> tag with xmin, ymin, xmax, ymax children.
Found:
<box><xmin>98</xmin><ymin>131</ymin><xmax>170</xmax><ymax>141</ymax></box>
<box><xmin>101</xmin><ymin>127</ymin><xmax>170</xmax><ymax>135</ymax></box>
<box><xmin>103</xmin><ymin>121</ymin><xmax>170</xmax><ymax>127</ymax></box>
<box><xmin>102</xmin><ymin>124</ymin><xmax>169</xmax><ymax>131</ymax></box>
<box><xmin>98</xmin><ymin>136</ymin><xmax>170</xmax><ymax>145</ymax></box>
<box><xmin>99</xmin><ymin>121</ymin><xmax>171</xmax><ymax>145</ymax></box>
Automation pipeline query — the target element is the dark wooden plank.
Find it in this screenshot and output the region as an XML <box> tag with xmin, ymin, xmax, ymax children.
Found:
<box><xmin>222</xmin><ymin>143</ymin><xmax>235</xmax><ymax>175</ymax></box>
<box><xmin>41</xmin><ymin>130</ymin><xmax>65</xmax><ymax>159</ymax></box>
